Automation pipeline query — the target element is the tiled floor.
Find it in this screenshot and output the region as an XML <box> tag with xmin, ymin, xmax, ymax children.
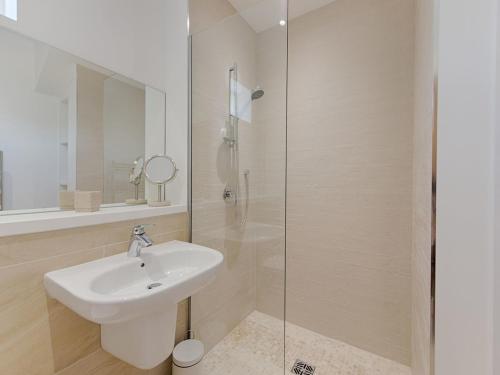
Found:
<box><xmin>202</xmin><ymin>311</ymin><xmax>411</xmax><ymax>375</ymax></box>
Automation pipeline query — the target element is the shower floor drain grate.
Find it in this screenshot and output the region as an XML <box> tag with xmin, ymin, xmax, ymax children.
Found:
<box><xmin>291</xmin><ymin>360</ymin><xmax>316</xmax><ymax>375</ymax></box>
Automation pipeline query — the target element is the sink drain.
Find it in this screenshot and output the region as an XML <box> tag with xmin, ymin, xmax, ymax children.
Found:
<box><xmin>147</xmin><ymin>282</ymin><xmax>162</xmax><ymax>290</ymax></box>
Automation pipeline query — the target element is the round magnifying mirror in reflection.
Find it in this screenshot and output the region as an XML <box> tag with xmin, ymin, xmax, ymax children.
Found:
<box><xmin>126</xmin><ymin>156</ymin><xmax>147</xmax><ymax>205</ymax></box>
<box><xmin>144</xmin><ymin>155</ymin><xmax>177</xmax><ymax>184</ymax></box>
<box><xmin>144</xmin><ymin>155</ymin><xmax>177</xmax><ymax>207</ymax></box>
<box><xmin>130</xmin><ymin>156</ymin><xmax>145</xmax><ymax>183</ymax></box>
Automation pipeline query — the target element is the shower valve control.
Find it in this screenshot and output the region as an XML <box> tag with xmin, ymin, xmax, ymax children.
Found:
<box><xmin>223</xmin><ymin>186</ymin><xmax>235</xmax><ymax>202</ymax></box>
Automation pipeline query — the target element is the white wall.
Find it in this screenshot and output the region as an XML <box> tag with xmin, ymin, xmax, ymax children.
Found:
<box><xmin>0</xmin><ymin>0</ymin><xmax>189</xmax><ymax>205</ymax></box>
<box><xmin>0</xmin><ymin>0</ymin><xmax>169</xmax><ymax>90</ymax></box>
<box><xmin>145</xmin><ymin>87</ymin><xmax>167</xmax><ymax>202</ymax></box>
<box><xmin>436</xmin><ymin>0</ymin><xmax>497</xmax><ymax>374</ymax></box>
<box><xmin>0</xmin><ymin>28</ymin><xmax>59</xmax><ymax>210</ymax></box>
<box><xmin>165</xmin><ymin>0</ymin><xmax>189</xmax><ymax>206</ymax></box>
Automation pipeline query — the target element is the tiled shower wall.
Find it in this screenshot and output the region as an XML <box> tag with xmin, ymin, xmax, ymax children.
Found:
<box><xmin>190</xmin><ymin>8</ymin><xmax>260</xmax><ymax>352</ymax></box>
<box><xmin>286</xmin><ymin>0</ymin><xmax>414</xmax><ymax>365</ymax></box>
<box><xmin>254</xmin><ymin>25</ymin><xmax>287</xmax><ymax>320</ymax></box>
<box><xmin>190</xmin><ymin>0</ymin><xmax>425</xmax><ymax>369</ymax></box>
<box><xmin>189</xmin><ymin>0</ymin><xmax>287</xmax><ymax>352</ymax></box>
<box><xmin>0</xmin><ymin>213</ymin><xmax>188</xmax><ymax>375</ymax></box>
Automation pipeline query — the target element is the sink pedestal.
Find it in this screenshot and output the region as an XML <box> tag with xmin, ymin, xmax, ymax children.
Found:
<box><xmin>101</xmin><ymin>304</ymin><xmax>177</xmax><ymax>369</ymax></box>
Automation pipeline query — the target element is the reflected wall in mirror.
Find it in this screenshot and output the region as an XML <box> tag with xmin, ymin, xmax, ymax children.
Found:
<box><xmin>0</xmin><ymin>26</ymin><xmax>167</xmax><ymax>213</ymax></box>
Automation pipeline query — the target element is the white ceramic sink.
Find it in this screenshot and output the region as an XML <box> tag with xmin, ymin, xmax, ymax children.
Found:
<box><xmin>44</xmin><ymin>240</ymin><xmax>223</xmax><ymax>369</ymax></box>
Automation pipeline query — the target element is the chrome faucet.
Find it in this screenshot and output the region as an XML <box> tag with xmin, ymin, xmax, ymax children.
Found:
<box><xmin>128</xmin><ymin>225</ymin><xmax>153</xmax><ymax>257</ymax></box>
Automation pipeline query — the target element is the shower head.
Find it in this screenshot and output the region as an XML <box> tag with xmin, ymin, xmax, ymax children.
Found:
<box><xmin>251</xmin><ymin>88</ymin><xmax>265</xmax><ymax>100</ymax></box>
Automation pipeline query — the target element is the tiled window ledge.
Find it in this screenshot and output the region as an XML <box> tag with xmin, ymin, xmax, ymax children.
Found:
<box><xmin>0</xmin><ymin>204</ymin><xmax>187</xmax><ymax>237</ymax></box>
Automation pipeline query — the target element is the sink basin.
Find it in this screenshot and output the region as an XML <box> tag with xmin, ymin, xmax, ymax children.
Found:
<box><xmin>44</xmin><ymin>240</ymin><xmax>223</xmax><ymax>369</ymax></box>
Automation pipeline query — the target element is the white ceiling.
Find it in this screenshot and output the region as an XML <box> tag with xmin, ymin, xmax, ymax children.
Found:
<box><xmin>227</xmin><ymin>0</ymin><xmax>336</xmax><ymax>32</ymax></box>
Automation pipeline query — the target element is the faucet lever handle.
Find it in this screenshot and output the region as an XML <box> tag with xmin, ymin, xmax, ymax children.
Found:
<box><xmin>132</xmin><ymin>224</ymin><xmax>155</xmax><ymax>235</ymax></box>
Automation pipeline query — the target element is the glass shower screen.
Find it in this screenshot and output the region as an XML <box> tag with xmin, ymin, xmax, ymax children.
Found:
<box><xmin>188</xmin><ymin>0</ymin><xmax>288</xmax><ymax>373</ymax></box>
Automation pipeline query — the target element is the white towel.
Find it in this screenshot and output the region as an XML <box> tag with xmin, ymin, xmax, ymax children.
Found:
<box><xmin>230</xmin><ymin>80</ymin><xmax>252</xmax><ymax>123</ymax></box>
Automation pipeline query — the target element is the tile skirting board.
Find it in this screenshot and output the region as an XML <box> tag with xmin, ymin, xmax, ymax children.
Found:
<box><xmin>0</xmin><ymin>204</ymin><xmax>187</xmax><ymax>237</ymax></box>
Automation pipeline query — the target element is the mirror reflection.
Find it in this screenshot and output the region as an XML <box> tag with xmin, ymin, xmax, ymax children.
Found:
<box><xmin>0</xmin><ymin>26</ymin><xmax>167</xmax><ymax>213</ymax></box>
<box><xmin>144</xmin><ymin>155</ymin><xmax>177</xmax><ymax>207</ymax></box>
<box><xmin>144</xmin><ymin>155</ymin><xmax>177</xmax><ymax>185</ymax></box>
<box><xmin>126</xmin><ymin>156</ymin><xmax>147</xmax><ymax>206</ymax></box>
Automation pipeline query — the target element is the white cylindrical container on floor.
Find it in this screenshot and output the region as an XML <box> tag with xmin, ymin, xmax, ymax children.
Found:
<box><xmin>172</xmin><ymin>339</ymin><xmax>205</xmax><ymax>375</ymax></box>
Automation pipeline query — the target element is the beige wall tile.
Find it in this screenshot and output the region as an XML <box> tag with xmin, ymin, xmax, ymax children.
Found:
<box><xmin>0</xmin><ymin>248</ymin><xmax>103</xmax><ymax>375</ymax></box>
<box><xmin>104</xmin><ymin>230</ymin><xmax>187</xmax><ymax>257</ymax></box>
<box><xmin>0</xmin><ymin>213</ymin><xmax>188</xmax><ymax>268</ymax></box>
<box><xmin>0</xmin><ymin>227</ymin><xmax>108</xmax><ymax>268</ymax></box>
<box><xmin>55</xmin><ymin>349</ymin><xmax>164</xmax><ymax>375</ymax></box>
<box><xmin>253</xmin><ymin>24</ymin><xmax>287</xmax><ymax>322</ymax></box>
<box><xmin>48</xmin><ymin>304</ymin><xmax>101</xmax><ymax>371</ymax></box>
<box><xmin>190</xmin><ymin>11</ymin><xmax>262</xmax><ymax>352</ymax></box>
<box><xmin>285</xmin><ymin>0</ymin><xmax>414</xmax><ymax>365</ymax></box>
<box><xmin>1</xmin><ymin>318</ymin><xmax>59</xmax><ymax>375</ymax></box>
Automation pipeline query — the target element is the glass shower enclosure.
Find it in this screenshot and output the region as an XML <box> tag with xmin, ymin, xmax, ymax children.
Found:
<box><xmin>189</xmin><ymin>0</ymin><xmax>288</xmax><ymax>373</ymax></box>
<box><xmin>189</xmin><ymin>0</ymin><xmax>424</xmax><ymax>374</ymax></box>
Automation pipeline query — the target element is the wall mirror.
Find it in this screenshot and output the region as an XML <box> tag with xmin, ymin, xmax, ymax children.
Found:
<box><xmin>0</xmin><ymin>25</ymin><xmax>169</xmax><ymax>215</ymax></box>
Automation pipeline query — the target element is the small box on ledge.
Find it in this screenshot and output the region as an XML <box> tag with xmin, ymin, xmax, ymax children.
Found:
<box><xmin>59</xmin><ymin>191</ymin><xmax>74</xmax><ymax>210</ymax></box>
<box><xmin>74</xmin><ymin>191</ymin><xmax>102</xmax><ymax>212</ymax></box>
